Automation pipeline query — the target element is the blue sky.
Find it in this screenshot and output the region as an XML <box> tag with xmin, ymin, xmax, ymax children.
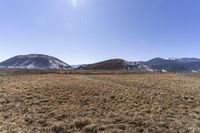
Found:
<box><xmin>0</xmin><ymin>0</ymin><xmax>200</xmax><ymax>64</ymax></box>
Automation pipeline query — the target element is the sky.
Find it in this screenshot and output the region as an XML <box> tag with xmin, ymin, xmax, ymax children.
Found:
<box><xmin>0</xmin><ymin>0</ymin><xmax>200</xmax><ymax>64</ymax></box>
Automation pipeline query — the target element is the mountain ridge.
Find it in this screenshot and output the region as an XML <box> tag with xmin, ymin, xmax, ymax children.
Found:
<box><xmin>0</xmin><ymin>54</ymin><xmax>72</xmax><ymax>70</ymax></box>
<box><xmin>142</xmin><ymin>57</ymin><xmax>200</xmax><ymax>72</ymax></box>
<box><xmin>1</xmin><ymin>55</ymin><xmax>200</xmax><ymax>72</ymax></box>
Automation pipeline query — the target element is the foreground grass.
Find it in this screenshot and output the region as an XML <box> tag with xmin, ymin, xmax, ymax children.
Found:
<box><xmin>0</xmin><ymin>73</ymin><xmax>200</xmax><ymax>132</ymax></box>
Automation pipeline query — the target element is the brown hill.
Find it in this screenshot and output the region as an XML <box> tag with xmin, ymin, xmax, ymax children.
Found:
<box><xmin>78</xmin><ymin>59</ymin><xmax>152</xmax><ymax>71</ymax></box>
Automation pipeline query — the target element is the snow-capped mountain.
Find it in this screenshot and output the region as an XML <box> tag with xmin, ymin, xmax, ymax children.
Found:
<box><xmin>142</xmin><ymin>57</ymin><xmax>200</xmax><ymax>72</ymax></box>
<box><xmin>175</xmin><ymin>58</ymin><xmax>200</xmax><ymax>63</ymax></box>
<box><xmin>0</xmin><ymin>54</ymin><xmax>72</xmax><ymax>70</ymax></box>
<box><xmin>166</xmin><ymin>57</ymin><xmax>178</xmax><ymax>60</ymax></box>
<box><xmin>71</xmin><ymin>64</ymin><xmax>82</xmax><ymax>68</ymax></box>
<box><xmin>78</xmin><ymin>59</ymin><xmax>153</xmax><ymax>71</ymax></box>
<box><xmin>165</xmin><ymin>57</ymin><xmax>200</xmax><ymax>63</ymax></box>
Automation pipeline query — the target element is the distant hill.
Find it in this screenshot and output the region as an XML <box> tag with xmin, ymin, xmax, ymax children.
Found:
<box><xmin>142</xmin><ymin>57</ymin><xmax>200</xmax><ymax>72</ymax></box>
<box><xmin>0</xmin><ymin>54</ymin><xmax>72</xmax><ymax>70</ymax></box>
<box><xmin>71</xmin><ymin>65</ymin><xmax>82</xmax><ymax>68</ymax></box>
<box><xmin>175</xmin><ymin>58</ymin><xmax>200</xmax><ymax>63</ymax></box>
<box><xmin>78</xmin><ymin>59</ymin><xmax>153</xmax><ymax>71</ymax></box>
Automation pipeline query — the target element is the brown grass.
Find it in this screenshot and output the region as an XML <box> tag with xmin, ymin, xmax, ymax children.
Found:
<box><xmin>0</xmin><ymin>73</ymin><xmax>200</xmax><ymax>132</ymax></box>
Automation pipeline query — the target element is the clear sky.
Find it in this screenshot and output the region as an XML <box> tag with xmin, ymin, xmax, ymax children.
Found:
<box><xmin>0</xmin><ymin>0</ymin><xmax>200</xmax><ymax>64</ymax></box>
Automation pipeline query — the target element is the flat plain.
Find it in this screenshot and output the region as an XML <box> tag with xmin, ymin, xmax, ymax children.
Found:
<box><xmin>0</xmin><ymin>72</ymin><xmax>200</xmax><ymax>133</ymax></box>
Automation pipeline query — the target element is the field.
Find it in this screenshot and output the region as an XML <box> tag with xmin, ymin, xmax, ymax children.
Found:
<box><xmin>0</xmin><ymin>72</ymin><xmax>200</xmax><ymax>133</ymax></box>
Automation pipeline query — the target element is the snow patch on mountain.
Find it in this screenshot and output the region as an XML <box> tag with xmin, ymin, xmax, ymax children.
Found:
<box><xmin>123</xmin><ymin>61</ymin><xmax>153</xmax><ymax>71</ymax></box>
<box><xmin>166</xmin><ymin>57</ymin><xmax>178</xmax><ymax>60</ymax></box>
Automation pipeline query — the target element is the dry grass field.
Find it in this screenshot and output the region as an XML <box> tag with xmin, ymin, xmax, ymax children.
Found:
<box><xmin>0</xmin><ymin>72</ymin><xmax>200</xmax><ymax>133</ymax></box>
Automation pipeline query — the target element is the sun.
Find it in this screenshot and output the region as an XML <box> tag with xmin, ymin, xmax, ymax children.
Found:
<box><xmin>72</xmin><ymin>0</ymin><xmax>77</xmax><ymax>6</ymax></box>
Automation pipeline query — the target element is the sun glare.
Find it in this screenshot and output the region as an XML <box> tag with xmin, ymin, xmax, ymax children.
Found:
<box><xmin>72</xmin><ymin>0</ymin><xmax>77</xmax><ymax>6</ymax></box>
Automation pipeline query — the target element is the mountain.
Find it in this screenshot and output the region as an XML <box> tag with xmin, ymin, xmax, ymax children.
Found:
<box><xmin>1</xmin><ymin>54</ymin><xmax>200</xmax><ymax>73</ymax></box>
<box><xmin>142</xmin><ymin>57</ymin><xmax>200</xmax><ymax>72</ymax></box>
<box><xmin>78</xmin><ymin>59</ymin><xmax>153</xmax><ymax>71</ymax></box>
<box><xmin>71</xmin><ymin>64</ymin><xmax>82</xmax><ymax>68</ymax></box>
<box><xmin>175</xmin><ymin>58</ymin><xmax>200</xmax><ymax>63</ymax></box>
<box><xmin>0</xmin><ymin>54</ymin><xmax>72</xmax><ymax>70</ymax></box>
